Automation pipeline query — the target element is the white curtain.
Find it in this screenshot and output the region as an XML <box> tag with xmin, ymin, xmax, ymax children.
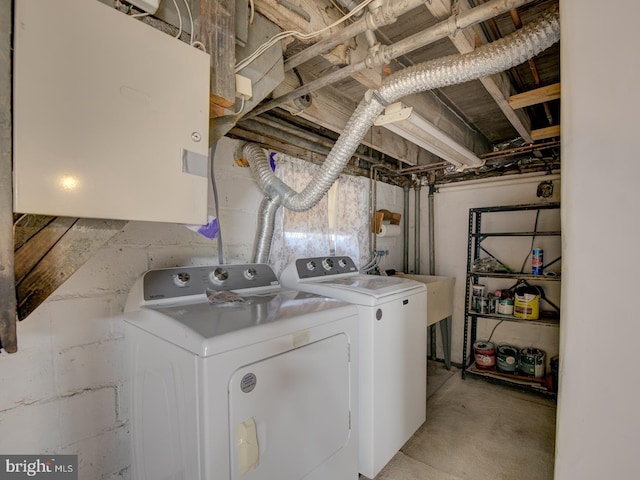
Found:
<box><xmin>268</xmin><ymin>153</ymin><xmax>371</xmax><ymax>275</ymax></box>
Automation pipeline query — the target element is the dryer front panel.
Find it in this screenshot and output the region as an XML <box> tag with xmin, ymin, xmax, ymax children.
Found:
<box><xmin>228</xmin><ymin>334</ymin><xmax>351</xmax><ymax>480</ymax></box>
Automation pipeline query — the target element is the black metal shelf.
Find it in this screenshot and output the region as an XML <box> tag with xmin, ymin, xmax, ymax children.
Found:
<box><xmin>462</xmin><ymin>202</ymin><xmax>561</xmax><ymax>396</ymax></box>
<box><xmin>466</xmin><ymin>311</ymin><xmax>559</xmax><ymax>327</ymax></box>
<box><xmin>472</xmin><ymin>231</ymin><xmax>561</xmax><ymax>237</ymax></box>
<box><xmin>467</xmin><ymin>272</ymin><xmax>561</xmax><ymax>281</ymax></box>
<box><xmin>469</xmin><ymin>202</ymin><xmax>560</xmax><ymax>214</ymax></box>
<box><xmin>465</xmin><ymin>363</ymin><xmax>555</xmax><ymax>396</ymax></box>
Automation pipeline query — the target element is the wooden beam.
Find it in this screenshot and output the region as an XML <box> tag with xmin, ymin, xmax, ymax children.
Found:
<box><xmin>426</xmin><ymin>0</ymin><xmax>533</xmax><ymax>143</ymax></box>
<box><xmin>255</xmin><ymin>1</ymin><xmax>488</xmax><ymax>163</ymax></box>
<box><xmin>257</xmin><ymin>0</ymin><xmax>384</xmax><ymax>88</ymax></box>
<box><xmin>16</xmin><ymin>218</ymin><xmax>126</xmax><ymax>321</ymax></box>
<box><xmin>509</xmin><ymin>82</ymin><xmax>561</xmax><ymax>110</ymax></box>
<box><xmin>14</xmin><ymin>216</ymin><xmax>77</xmax><ymax>285</ymax></box>
<box><xmin>197</xmin><ymin>0</ymin><xmax>236</xmax><ymax>111</ymax></box>
<box><xmin>0</xmin><ymin>0</ymin><xmax>16</xmax><ymax>353</ymax></box>
<box><xmin>530</xmin><ymin>125</ymin><xmax>560</xmax><ymax>141</ymax></box>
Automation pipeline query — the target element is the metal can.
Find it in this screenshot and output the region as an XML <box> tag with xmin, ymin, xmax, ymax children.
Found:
<box><xmin>532</xmin><ymin>248</ymin><xmax>543</xmax><ymax>275</ymax></box>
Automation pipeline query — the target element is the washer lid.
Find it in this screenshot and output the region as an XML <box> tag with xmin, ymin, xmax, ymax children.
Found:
<box><xmin>124</xmin><ymin>289</ymin><xmax>356</xmax><ymax>356</ymax></box>
<box><xmin>316</xmin><ymin>274</ymin><xmax>420</xmax><ymax>294</ymax></box>
<box><xmin>279</xmin><ymin>256</ymin><xmax>426</xmax><ymax>304</ymax></box>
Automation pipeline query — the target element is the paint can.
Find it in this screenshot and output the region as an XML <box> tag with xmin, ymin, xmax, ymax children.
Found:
<box><xmin>497</xmin><ymin>298</ymin><xmax>514</xmax><ymax>315</ymax></box>
<box><xmin>471</xmin><ymin>284</ymin><xmax>485</xmax><ymax>311</ymax></box>
<box><xmin>473</xmin><ymin>341</ymin><xmax>496</xmax><ymax>370</ymax></box>
<box><xmin>513</xmin><ymin>286</ymin><xmax>540</xmax><ymax>320</ymax></box>
<box><xmin>519</xmin><ymin>347</ymin><xmax>546</xmax><ymax>378</ymax></box>
<box><xmin>477</xmin><ymin>297</ymin><xmax>490</xmax><ymax>314</ymax></box>
<box><xmin>472</xmin><ymin>284</ymin><xmax>486</xmax><ymax>297</ymax></box>
<box><xmin>532</xmin><ymin>248</ymin><xmax>543</xmax><ymax>275</ymax></box>
<box><xmin>496</xmin><ymin>345</ymin><xmax>519</xmax><ymax>374</ymax></box>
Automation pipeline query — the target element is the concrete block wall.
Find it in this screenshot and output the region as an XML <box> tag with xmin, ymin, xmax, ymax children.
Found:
<box><xmin>0</xmin><ymin>137</ymin><xmax>405</xmax><ymax>477</ymax></box>
<box><xmin>0</xmin><ymin>220</ymin><xmax>222</xmax><ymax>478</ymax></box>
<box><xmin>0</xmin><ymin>138</ymin><xmax>259</xmax><ymax>478</ymax></box>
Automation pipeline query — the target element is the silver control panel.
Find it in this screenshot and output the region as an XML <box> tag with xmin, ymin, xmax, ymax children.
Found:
<box><xmin>295</xmin><ymin>256</ymin><xmax>358</xmax><ymax>279</ymax></box>
<box><xmin>143</xmin><ymin>264</ymin><xmax>279</xmax><ymax>300</ymax></box>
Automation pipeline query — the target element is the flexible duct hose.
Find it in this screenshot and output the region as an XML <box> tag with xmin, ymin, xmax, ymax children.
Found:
<box><xmin>253</xmin><ymin>196</ymin><xmax>281</xmax><ymax>264</ymax></box>
<box><xmin>248</xmin><ymin>5</ymin><xmax>560</xmax><ymax>260</ymax></box>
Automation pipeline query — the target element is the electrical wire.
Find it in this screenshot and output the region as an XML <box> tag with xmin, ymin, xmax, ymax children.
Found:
<box><xmin>249</xmin><ymin>0</ymin><xmax>255</xmax><ymax>25</ymax></box>
<box><xmin>171</xmin><ymin>0</ymin><xmax>183</xmax><ymax>39</ymax></box>
<box><xmin>210</xmin><ymin>143</ymin><xmax>224</xmax><ymax>265</ymax></box>
<box><xmin>487</xmin><ymin>320</ymin><xmax>503</xmax><ymax>343</ymax></box>
<box><xmin>235</xmin><ymin>0</ymin><xmax>376</xmax><ymax>72</ymax></box>
<box><xmin>234</xmin><ymin>97</ymin><xmax>246</xmax><ymax>115</ymax></box>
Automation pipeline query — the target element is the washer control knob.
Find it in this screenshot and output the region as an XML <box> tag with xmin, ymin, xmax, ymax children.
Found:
<box><xmin>338</xmin><ymin>258</ymin><xmax>348</xmax><ymax>269</ymax></box>
<box><xmin>322</xmin><ymin>258</ymin><xmax>334</xmax><ymax>270</ymax></box>
<box><xmin>306</xmin><ymin>260</ymin><xmax>317</xmax><ymax>271</ymax></box>
<box><xmin>173</xmin><ymin>272</ymin><xmax>190</xmax><ymax>287</ymax></box>
<box><xmin>244</xmin><ymin>268</ymin><xmax>257</xmax><ymax>280</ymax></box>
<box><xmin>211</xmin><ymin>267</ymin><xmax>229</xmax><ymax>284</ymax></box>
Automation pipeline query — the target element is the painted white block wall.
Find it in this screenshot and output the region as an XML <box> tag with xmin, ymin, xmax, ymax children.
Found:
<box><xmin>556</xmin><ymin>1</ymin><xmax>640</xmax><ymax>478</ymax></box>
<box><xmin>426</xmin><ymin>174</ymin><xmax>561</xmax><ymax>364</ymax></box>
<box><xmin>373</xmin><ymin>180</ymin><xmax>407</xmax><ymax>272</ymax></box>
<box><xmin>0</xmin><ymin>137</ymin><xmax>405</xmax><ymax>477</ymax></box>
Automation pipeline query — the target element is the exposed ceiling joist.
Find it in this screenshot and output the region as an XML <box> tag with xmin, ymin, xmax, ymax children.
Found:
<box><xmin>509</xmin><ymin>82</ymin><xmax>560</xmax><ymax>109</ymax></box>
<box><xmin>273</xmin><ymin>69</ymin><xmax>424</xmax><ymax>164</ymax></box>
<box><xmin>530</xmin><ymin>125</ymin><xmax>560</xmax><ymax>141</ymax></box>
<box><xmin>426</xmin><ymin>0</ymin><xmax>534</xmax><ymax>142</ymax></box>
<box><xmin>255</xmin><ymin>0</ymin><xmax>495</xmax><ymax>163</ymax></box>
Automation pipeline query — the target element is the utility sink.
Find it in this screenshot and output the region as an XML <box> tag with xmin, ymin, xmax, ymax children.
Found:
<box><xmin>397</xmin><ymin>274</ymin><xmax>455</xmax><ymax>326</ymax></box>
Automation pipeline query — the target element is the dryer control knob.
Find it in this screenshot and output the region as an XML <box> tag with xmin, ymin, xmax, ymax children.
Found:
<box><xmin>322</xmin><ymin>258</ymin><xmax>334</xmax><ymax>270</ymax></box>
<box><xmin>211</xmin><ymin>267</ymin><xmax>229</xmax><ymax>284</ymax></box>
<box><xmin>244</xmin><ymin>268</ymin><xmax>257</xmax><ymax>280</ymax></box>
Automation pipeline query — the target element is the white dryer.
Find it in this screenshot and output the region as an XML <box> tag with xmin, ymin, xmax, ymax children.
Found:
<box><xmin>280</xmin><ymin>257</ymin><xmax>427</xmax><ymax>479</ymax></box>
<box><xmin>123</xmin><ymin>263</ymin><xmax>359</xmax><ymax>480</ymax></box>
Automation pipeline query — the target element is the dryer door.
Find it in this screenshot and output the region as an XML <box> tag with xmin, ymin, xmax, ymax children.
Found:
<box><xmin>229</xmin><ymin>333</ymin><xmax>351</xmax><ymax>479</ymax></box>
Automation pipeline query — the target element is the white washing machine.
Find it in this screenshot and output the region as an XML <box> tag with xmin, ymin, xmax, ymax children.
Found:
<box><xmin>280</xmin><ymin>257</ymin><xmax>427</xmax><ymax>479</ymax></box>
<box><xmin>123</xmin><ymin>263</ymin><xmax>359</xmax><ymax>480</ymax></box>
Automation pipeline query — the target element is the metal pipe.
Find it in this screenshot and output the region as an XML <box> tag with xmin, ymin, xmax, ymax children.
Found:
<box><xmin>248</xmin><ymin>0</ymin><xmax>535</xmax><ymax>119</ymax></box>
<box><xmin>369</xmin><ymin>162</ymin><xmax>395</xmax><ymax>255</ymax></box>
<box><xmin>247</xmin><ymin>62</ymin><xmax>364</xmax><ymax>119</ymax></box>
<box><xmin>284</xmin><ymin>0</ymin><xmax>427</xmax><ymax>71</ymax></box>
<box><xmin>403</xmin><ymin>183</ymin><xmax>410</xmax><ymax>273</ymax></box>
<box><xmin>380</xmin><ymin>0</ymin><xmax>532</xmax><ymax>63</ymax></box>
<box><xmin>371</xmin><ymin>168</ymin><xmax>378</xmax><ymax>254</ymax></box>
<box><xmin>414</xmin><ymin>184</ymin><xmax>421</xmax><ymax>273</ymax></box>
<box><xmin>428</xmin><ymin>182</ymin><xmax>435</xmax><ymax>275</ymax></box>
<box><xmin>246</xmin><ymin>115</ymin><xmax>373</xmax><ymax>162</ymax></box>
<box><xmin>390</xmin><ymin>162</ymin><xmax>449</xmax><ymax>175</ymax></box>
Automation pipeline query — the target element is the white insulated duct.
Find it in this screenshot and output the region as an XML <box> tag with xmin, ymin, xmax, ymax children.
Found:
<box><xmin>247</xmin><ymin>5</ymin><xmax>560</xmax><ymax>262</ymax></box>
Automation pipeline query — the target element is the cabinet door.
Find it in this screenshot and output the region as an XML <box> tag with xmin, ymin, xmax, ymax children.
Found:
<box><xmin>13</xmin><ymin>0</ymin><xmax>209</xmax><ymax>223</ymax></box>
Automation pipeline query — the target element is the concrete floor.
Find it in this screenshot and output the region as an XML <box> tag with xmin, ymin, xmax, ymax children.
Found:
<box><xmin>365</xmin><ymin>361</ymin><xmax>557</xmax><ymax>480</ymax></box>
